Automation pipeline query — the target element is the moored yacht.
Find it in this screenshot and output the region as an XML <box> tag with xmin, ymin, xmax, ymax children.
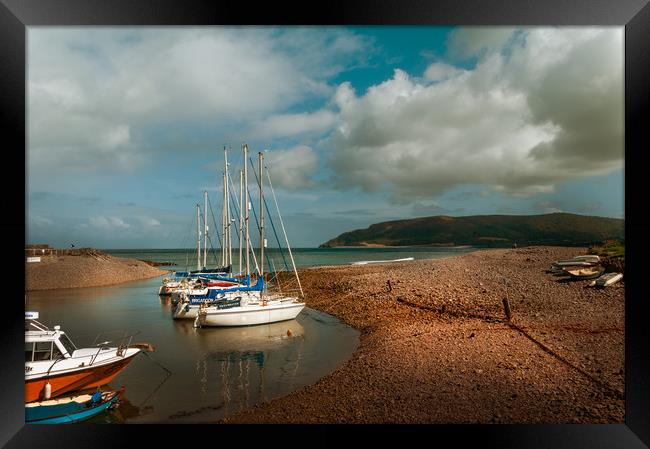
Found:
<box><xmin>193</xmin><ymin>148</ymin><xmax>306</xmax><ymax>328</ymax></box>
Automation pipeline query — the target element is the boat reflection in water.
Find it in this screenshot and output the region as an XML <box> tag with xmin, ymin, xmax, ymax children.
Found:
<box><xmin>85</xmin><ymin>390</ymin><xmax>154</xmax><ymax>423</ymax></box>
<box><xmin>27</xmin><ymin>279</ymin><xmax>359</xmax><ymax>424</ymax></box>
<box><xmin>168</xmin><ymin>319</ymin><xmax>307</xmax><ymax>421</ymax></box>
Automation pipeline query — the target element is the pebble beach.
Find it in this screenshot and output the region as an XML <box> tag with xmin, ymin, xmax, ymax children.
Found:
<box><xmin>221</xmin><ymin>246</ymin><xmax>624</xmax><ymax>424</ymax></box>
<box><xmin>25</xmin><ymin>251</ymin><xmax>169</xmax><ymax>291</ymax></box>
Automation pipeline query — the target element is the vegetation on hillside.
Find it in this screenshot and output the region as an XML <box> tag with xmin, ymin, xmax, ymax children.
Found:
<box><xmin>589</xmin><ymin>239</ymin><xmax>625</xmax><ymax>272</ymax></box>
<box><xmin>320</xmin><ymin>213</ymin><xmax>624</xmax><ymax>248</ymax></box>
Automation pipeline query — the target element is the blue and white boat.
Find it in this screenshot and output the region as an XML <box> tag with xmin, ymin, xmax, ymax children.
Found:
<box><xmin>171</xmin><ymin>276</ymin><xmax>264</xmax><ymax>320</ymax></box>
<box><xmin>25</xmin><ymin>389</ymin><xmax>123</xmax><ymax>424</ymax></box>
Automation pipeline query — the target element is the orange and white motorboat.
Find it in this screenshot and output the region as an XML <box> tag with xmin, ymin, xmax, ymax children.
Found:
<box><xmin>25</xmin><ymin>312</ymin><xmax>151</xmax><ymax>403</ymax></box>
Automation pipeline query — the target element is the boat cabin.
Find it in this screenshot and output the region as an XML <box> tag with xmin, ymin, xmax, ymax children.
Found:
<box><xmin>25</xmin><ymin>316</ymin><xmax>77</xmax><ymax>363</ymax></box>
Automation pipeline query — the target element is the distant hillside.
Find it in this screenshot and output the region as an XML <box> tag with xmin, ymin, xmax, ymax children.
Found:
<box><xmin>319</xmin><ymin>213</ymin><xmax>624</xmax><ymax>248</ymax></box>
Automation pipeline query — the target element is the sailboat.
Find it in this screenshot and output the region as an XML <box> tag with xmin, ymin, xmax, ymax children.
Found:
<box><xmin>171</xmin><ymin>147</ymin><xmax>264</xmax><ymax>319</ymax></box>
<box><xmin>161</xmin><ymin>186</ymin><xmax>234</xmax><ymax>297</ymax></box>
<box><xmin>194</xmin><ymin>145</ymin><xmax>305</xmax><ymax>327</ymax></box>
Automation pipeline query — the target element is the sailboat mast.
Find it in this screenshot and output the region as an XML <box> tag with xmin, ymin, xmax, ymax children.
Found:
<box><xmin>238</xmin><ymin>169</ymin><xmax>243</xmax><ymax>276</ymax></box>
<box><xmin>221</xmin><ymin>172</ymin><xmax>226</xmax><ymax>267</ymax></box>
<box><xmin>244</xmin><ymin>144</ymin><xmax>250</xmax><ymax>278</ymax></box>
<box><xmin>225</xmin><ymin>148</ymin><xmax>232</xmax><ymax>268</ymax></box>
<box><xmin>203</xmin><ymin>190</ymin><xmax>208</xmax><ymax>269</ymax></box>
<box><xmin>196</xmin><ymin>203</ymin><xmax>201</xmax><ymax>270</ymax></box>
<box><xmin>259</xmin><ymin>151</ymin><xmax>265</xmax><ymax>279</ymax></box>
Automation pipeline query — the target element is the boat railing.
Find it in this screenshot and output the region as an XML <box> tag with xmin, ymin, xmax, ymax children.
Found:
<box><xmin>45</xmin><ymin>353</ymin><xmax>70</xmax><ymax>377</ymax></box>
<box><xmin>90</xmin><ymin>330</ymin><xmax>141</xmax><ymax>363</ymax></box>
<box><xmin>25</xmin><ymin>319</ymin><xmax>52</xmax><ymax>333</ymax></box>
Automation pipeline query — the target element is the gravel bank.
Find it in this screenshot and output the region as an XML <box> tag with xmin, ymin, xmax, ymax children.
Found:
<box><xmin>26</xmin><ymin>252</ymin><xmax>169</xmax><ymax>290</ymax></box>
<box><xmin>221</xmin><ymin>246</ymin><xmax>624</xmax><ymax>424</ymax></box>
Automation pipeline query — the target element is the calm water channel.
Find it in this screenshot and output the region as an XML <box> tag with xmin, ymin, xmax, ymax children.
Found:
<box><xmin>25</xmin><ymin>276</ymin><xmax>359</xmax><ymax>423</ymax></box>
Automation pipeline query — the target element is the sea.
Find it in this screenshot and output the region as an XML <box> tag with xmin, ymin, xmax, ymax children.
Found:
<box><xmin>104</xmin><ymin>246</ymin><xmax>479</xmax><ymax>272</ymax></box>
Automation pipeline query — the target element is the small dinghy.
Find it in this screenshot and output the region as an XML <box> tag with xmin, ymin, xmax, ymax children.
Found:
<box><xmin>562</xmin><ymin>265</ymin><xmax>605</xmax><ymax>280</ymax></box>
<box><xmin>589</xmin><ymin>272</ymin><xmax>623</xmax><ymax>288</ymax></box>
<box><xmin>552</xmin><ymin>260</ymin><xmax>597</xmax><ymax>268</ymax></box>
<box><xmin>570</xmin><ymin>255</ymin><xmax>601</xmax><ymax>263</ymax></box>
<box><xmin>551</xmin><ymin>255</ymin><xmax>600</xmax><ymax>269</ymax></box>
<box><xmin>25</xmin><ymin>388</ymin><xmax>123</xmax><ymax>424</ymax></box>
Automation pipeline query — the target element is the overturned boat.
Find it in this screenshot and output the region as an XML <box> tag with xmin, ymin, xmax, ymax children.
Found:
<box><xmin>562</xmin><ymin>265</ymin><xmax>606</xmax><ymax>280</ymax></box>
<box><xmin>590</xmin><ymin>272</ymin><xmax>623</xmax><ymax>288</ymax></box>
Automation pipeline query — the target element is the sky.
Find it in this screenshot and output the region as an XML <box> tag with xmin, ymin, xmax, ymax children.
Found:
<box><xmin>26</xmin><ymin>26</ymin><xmax>625</xmax><ymax>248</ymax></box>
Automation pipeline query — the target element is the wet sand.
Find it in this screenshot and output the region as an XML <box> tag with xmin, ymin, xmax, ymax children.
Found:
<box><xmin>221</xmin><ymin>246</ymin><xmax>624</xmax><ymax>423</ymax></box>
<box><xmin>26</xmin><ymin>251</ymin><xmax>169</xmax><ymax>291</ymax></box>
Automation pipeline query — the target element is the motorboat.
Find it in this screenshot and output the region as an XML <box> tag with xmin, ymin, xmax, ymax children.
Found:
<box><xmin>25</xmin><ymin>311</ymin><xmax>151</xmax><ymax>403</ymax></box>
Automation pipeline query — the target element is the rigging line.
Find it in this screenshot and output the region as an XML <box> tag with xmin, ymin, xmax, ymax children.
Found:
<box><xmin>248</xmin><ymin>157</ymin><xmax>290</xmax><ymax>273</ymax></box>
<box><xmin>265</xmin><ymin>164</ymin><xmax>304</xmax><ymax>298</ymax></box>
<box><xmin>268</xmin><ymin>258</ymin><xmax>284</xmax><ymax>294</ymax></box>
<box><xmin>226</xmin><ymin>171</ymin><xmax>242</xmax><ymax>248</ymax></box>
<box><xmin>205</xmin><ymin>235</ymin><xmax>219</xmax><ymax>267</ymax></box>
<box><xmin>207</xmin><ymin>196</ymin><xmax>223</xmax><ymax>248</ymax></box>
<box><xmin>205</xmin><ymin>203</ymin><xmax>220</xmax><ymax>266</ymax></box>
<box><xmin>246</xmin><ymin>183</ymin><xmax>274</xmax><ymax>278</ymax></box>
<box><xmin>243</xmin><ymin>188</ymin><xmax>261</xmax><ymax>276</ymax></box>
<box><xmin>249</xmin><ymin>156</ymin><xmax>289</xmax><ymax>272</ymax></box>
<box><xmin>207</xmin><ymin>195</ymin><xmax>226</xmax><ymax>268</ymax></box>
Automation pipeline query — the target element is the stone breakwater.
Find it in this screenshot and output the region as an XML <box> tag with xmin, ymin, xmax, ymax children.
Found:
<box><xmin>221</xmin><ymin>246</ymin><xmax>624</xmax><ymax>424</ymax></box>
<box><xmin>26</xmin><ymin>251</ymin><xmax>169</xmax><ymax>291</ymax></box>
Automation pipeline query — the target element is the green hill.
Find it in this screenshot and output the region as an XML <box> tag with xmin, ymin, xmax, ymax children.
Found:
<box><xmin>319</xmin><ymin>213</ymin><xmax>624</xmax><ymax>248</ymax></box>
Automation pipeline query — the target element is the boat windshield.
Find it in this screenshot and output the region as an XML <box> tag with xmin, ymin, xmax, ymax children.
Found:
<box><xmin>59</xmin><ymin>333</ymin><xmax>77</xmax><ymax>356</ymax></box>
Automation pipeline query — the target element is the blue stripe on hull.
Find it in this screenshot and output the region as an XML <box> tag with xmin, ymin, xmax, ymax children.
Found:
<box><xmin>26</xmin><ymin>393</ymin><xmax>119</xmax><ymax>424</ymax></box>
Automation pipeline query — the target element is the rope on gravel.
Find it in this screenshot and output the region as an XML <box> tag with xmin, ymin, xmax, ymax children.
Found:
<box><xmin>393</xmin><ymin>296</ymin><xmax>625</xmax><ymax>401</ymax></box>
<box><xmin>507</xmin><ymin>322</ymin><xmax>624</xmax><ymax>401</ymax></box>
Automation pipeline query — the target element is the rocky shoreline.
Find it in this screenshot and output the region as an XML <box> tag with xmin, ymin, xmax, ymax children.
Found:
<box><xmin>220</xmin><ymin>246</ymin><xmax>624</xmax><ymax>424</ymax></box>
<box><xmin>25</xmin><ymin>251</ymin><xmax>169</xmax><ymax>290</ymax></box>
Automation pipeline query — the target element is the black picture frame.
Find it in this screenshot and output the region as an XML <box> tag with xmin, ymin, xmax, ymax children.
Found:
<box><xmin>2</xmin><ymin>0</ymin><xmax>649</xmax><ymax>447</ymax></box>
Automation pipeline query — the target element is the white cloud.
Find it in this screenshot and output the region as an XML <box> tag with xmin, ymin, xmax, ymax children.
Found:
<box><xmin>327</xmin><ymin>28</ymin><xmax>623</xmax><ymax>202</ymax></box>
<box><xmin>30</xmin><ymin>215</ymin><xmax>54</xmax><ymax>227</ymax></box>
<box><xmin>423</xmin><ymin>62</ymin><xmax>466</xmax><ymax>82</ymax></box>
<box><xmin>535</xmin><ymin>200</ymin><xmax>563</xmax><ymax>213</ymax></box>
<box><xmin>87</xmin><ymin>216</ymin><xmax>131</xmax><ymax>230</ymax></box>
<box><xmin>27</xmin><ymin>27</ymin><xmax>369</xmax><ymax>176</ymax></box>
<box><xmin>136</xmin><ymin>216</ymin><xmax>161</xmax><ymax>227</ymax></box>
<box><xmin>251</xmin><ymin>110</ymin><xmax>337</xmax><ymax>140</ymax></box>
<box><xmin>265</xmin><ymin>146</ymin><xmax>319</xmax><ymax>189</ymax></box>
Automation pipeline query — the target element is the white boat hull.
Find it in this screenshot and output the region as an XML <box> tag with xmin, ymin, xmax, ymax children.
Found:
<box><xmin>172</xmin><ymin>291</ymin><xmax>263</xmax><ymax>320</ymax></box>
<box><xmin>595</xmin><ymin>272</ymin><xmax>623</xmax><ymax>287</ymax></box>
<box><xmin>172</xmin><ymin>303</ymin><xmax>200</xmax><ymax>320</ymax></box>
<box><xmin>196</xmin><ymin>301</ymin><xmax>305</xmax><ymax>327</ymax></box>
